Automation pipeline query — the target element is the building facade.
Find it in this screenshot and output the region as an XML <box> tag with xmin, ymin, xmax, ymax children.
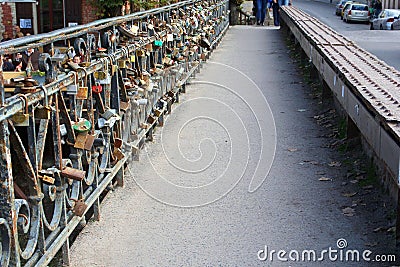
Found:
<box><xmin>0</xmin><ymin>0</ymin><xmax>98</xmax><ymax>37</ymax></box>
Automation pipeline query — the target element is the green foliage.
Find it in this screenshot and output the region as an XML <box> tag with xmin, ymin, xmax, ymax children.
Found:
<box><xmin>93</xmin><ymin>0</ymin><xmax>125</xmax><ymax>18</ymax></box>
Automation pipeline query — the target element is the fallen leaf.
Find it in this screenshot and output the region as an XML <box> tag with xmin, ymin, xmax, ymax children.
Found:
<box><xmin>342</xmin><ymin>192</ymin><xmax>358</xmax><ymax>198</ymax></box>
<box><xmin>328</xmin><ymin>161</ymin><xmax>342</xmax><ymax>167</ymax></box>
<box><xmin>350</xmin><ymin>180</ymin><xmax>359</xmax><ymax>184</ymax></box>
<box><xmin>319</xmin><ymin>177</ymin><xmax>333</xmax><ymax>181</ymax></box>
<box><xmin>342</xmin><ymin>207</ymin><xmax>355</xmax><ymax>216</ymax></box>
<box><xmin>316</xmin><ymin>171</ymin><xmax>326</xmax><ymax>175</ymax></box>
<box><xmin>288</xmin><ymin>148</ymin><xmax>298</xmax><ymax>152</ymax></box>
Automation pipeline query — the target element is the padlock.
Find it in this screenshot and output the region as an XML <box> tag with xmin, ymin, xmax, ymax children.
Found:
<box><xmin>111</xmin><ymin>65</ymin><xmax>118</xmax><ymax>76</ymax></box>
<box><xmin>154</xmin><ymin>40</ymin><xmax>163</xmax><ymax>47</ymax></box>
<box><xmin>72</xmin><ymin>118</ymin><xmax>92</xmax><ymax>133</ymax></box>
<box><xmin>76</xmin><ymin>68</ymin><xmax>88</xmax><ymax>100</ymax></box>
<box><xmin>147</xmin><ymin>114</ymin><xmax>156</xmax><ymax>124</ymax></box>
<box><xmin>76</xmin><ymin>86</ymin><xmax>88</xmax><ymax>100</ymax></box>
<box><xmin>136</xmin><ymin>49</ymin><xmax>145</xmax><ymax>57</ymax></box>
<box><xmin>35</xmin><ymin>86</ymin><xmax>51</xmax><ymax>120</ymax></box>
<box><xmin>39</xmin><ymin>175</ymin><xmax>55</xmax><ymax>184</ymax></box>
<box><xmin>145</xmin><ymin>43</ymin><xmax>153</xmax><ymax>52</ymax></box>
<box><xmin>84</xmin><ymin>134</ymin><xmax>96</xmax><ymax>151</ymax></box>
<box><xmin>120</xmin><ymin>101</ymin><xmax>130</xmax><ymax>112</ymax></box>
<box><xmin>92</xmin><ymin>83</ymin><xmax>103</xmax><ymax>94</ymax></box>
<box><xmin>94</xmin><ymin>71</ymin><xmax>107</xmax><ymax>80</ymax></box>
<box><xmin>61</xmin><ymin>167</ymin><xmax>86</xmax><ymax>181</ymax></box>
<box><xmin>102</xmin><ymin>109</ymin><xmax>117</xmax><ymax>120</ymax></box>
<box><xmin>167</xmin><ymin>90</ymin><xmax>175</xmax><ymax>98</ymax></box>
<box><xmin>154</xmin><ymin>109</ymin><xmax>162</xmax><ymax>117</ymax></box>
<box><xmin>118</xmin><ymin>59</ymin><xmax>127</xmax><ymax>69</ymax></box>
<box><xmin>114</xmin><ymin>138</ymin><xmax>123</xmax><ymax>149</ymax></box>
<box><xmin>74</xmin><ymin>132</ymin><xmax>88</xmax><ymax>149</ymax></box>
<box><xmin>12</xmin><ymin>95</ymin><xmax>30</xmax><ymax>127</ymax></box>
<box><xmin>113</xmin><ymin>148</ymin><xmax>124</xmax><ymax>160</ymax></box>
<box><xmin>72</xmin><ymin>199</ymin><xmax>88</xmax><ymax>217</ymax></box>
<box><xmin>140</xmin><ymin>123</ymin><xmax>149</xmax><ymax>129</ymax></box>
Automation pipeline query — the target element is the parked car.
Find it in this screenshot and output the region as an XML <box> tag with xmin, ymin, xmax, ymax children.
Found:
<box><xmin>389</xmin><ymin>15</ymin><xmax>400</xmax><ymax>29</ymax></box>
<box><xmin>370</xmin><ymin>9</ymin><xmax>400</xmax><ymax>30</ymax></box>
<box><xmin>336</xmin><ymin>0</ymin><xmax>349</xmax><ymax>15</ymax></box>
<box><xmin>341</xmin><ymin>1</ymin><xmax>353</xmax><ymax>19</ymax></box>
<box><xmin>343</xmin><ymin>3</ymin><xmax>370</xmax><ymax>23</ymax></box>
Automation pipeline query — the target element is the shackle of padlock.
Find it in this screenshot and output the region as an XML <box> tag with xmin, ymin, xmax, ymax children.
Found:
<box><xmin>19</xmin><ymin>94</ymin><xmax>29</xmax><ymax>114</ymax></box>
<box><xmin>38</xmin><ymin>85</ymin><xmax>49</xmax><ymax>107</ymax></box>
<box><xmin>12</xmin><ymin>94</ymin><xmax>30</xmax><ymax>126</ymax></box>
<box><xmin>66</xmin><ymin>71</ymin><xmax>78</xmax><ymax>95</ymax></box>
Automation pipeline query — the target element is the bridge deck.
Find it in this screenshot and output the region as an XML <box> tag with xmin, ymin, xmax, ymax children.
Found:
<box><xmin>69</xmin><ymin>26</ymin><xmax>397</xmax><ymax>266</ymax></box>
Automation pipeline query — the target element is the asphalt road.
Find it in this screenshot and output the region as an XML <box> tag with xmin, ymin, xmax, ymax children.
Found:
<box><xmin>294</xmin><ymin>0</ymin><xmax>400</xmax><ymax>70</ymax></box>
<box><xmin>70</xmin><ymin>25</ymin><xmax>399</xmax><ymax>266</ymax></box>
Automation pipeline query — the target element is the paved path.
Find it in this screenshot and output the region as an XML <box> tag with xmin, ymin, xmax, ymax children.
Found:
<box><xmin>70</xmin><ymin>26</ymin><xmax>398</xmax><ymax>266</ymax></box>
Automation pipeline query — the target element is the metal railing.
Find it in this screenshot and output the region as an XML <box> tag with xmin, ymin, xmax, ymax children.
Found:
<box><xmin>0</xmin><ymin>0</ymin><xmax>230</xmax><ymax>266</ymax></box>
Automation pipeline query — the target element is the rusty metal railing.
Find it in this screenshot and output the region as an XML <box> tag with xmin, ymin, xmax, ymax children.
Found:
<box><xmin>0</xmin><ymin>0</ymin><xmax>230</xmax><ymax>266</ymax></box>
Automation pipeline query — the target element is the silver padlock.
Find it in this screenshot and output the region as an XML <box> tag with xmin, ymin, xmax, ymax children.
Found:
<box><xmin>36</xmin><ymin>86</ymin><xmax>52</xmax><ymax>120</ymax></box>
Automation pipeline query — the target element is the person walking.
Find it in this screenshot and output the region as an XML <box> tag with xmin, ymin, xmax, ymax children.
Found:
<box><xmin>272</xmin><ymin>0</ymin><xmax>280</xmax><ymax>26</ymax></box>
<box><xmin>256</xmin><ymin>0</ymin><xmax>267</xmax><ymax>25</ymax></box>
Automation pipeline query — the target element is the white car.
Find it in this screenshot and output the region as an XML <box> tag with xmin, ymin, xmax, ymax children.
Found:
<box><xmin>390</xmin><ymin>15</ymin><xmax>400</xmax><ymax>29</ymax></box>
<box><xmin>343</xmin><ymin>3</ymin><xmax>370</xmax><ymax>23</ymax></box>
<box><xmin>370</xmin><ymin>9</ymin><xmax>400</xmax><ymax>30</ymax></box>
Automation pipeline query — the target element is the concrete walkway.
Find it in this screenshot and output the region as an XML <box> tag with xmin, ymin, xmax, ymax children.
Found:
<box><xmin>70</xmin><ymin>26</ymin><xmax>398</xmax><ymax>266</ymax></box>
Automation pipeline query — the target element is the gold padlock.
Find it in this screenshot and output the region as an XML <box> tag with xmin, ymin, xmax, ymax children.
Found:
<box><xmin>36</xmin><ymin>86</ymin><xmax>51</xmax><ymax>120</ymax></box>
<box><xmin>154</xmin><ymin>109</ymin><xmax>162</xmax><ymax>117</ymax></box>
<box><xmin>76</xmin><ymin>68</ymin><xmax>88</xmax><ymax>100</ymax></box>
<box><xmin>111</xmin><ymin>65</ymin><xmax>117</xmax><ymax>76</ymax></box>
<box><xmin>39</xmin><ymin>175</ymin><xmax>55</xmax><ymax>184</ymax></box>
<box><xmin>73</xmin><ymin>199</ymin><xmax>88</xmax><ymax>217</ymax></box>
<box><xmin>76</xmin><ymin>86</ymin><xmax>88</xmax><ymax>100</ymax></box>
<box><xmin>118</xmin><ymin>59</ymin><xmax>127</xmax><ymax>69</ymax></box>
<box><xmin>12</xmin><ymin>95</ymin><xmax>30</xmax><ymax>126</ymax></box>
<box><xmin>74</xmin><ymin>132</ymin><xmax>88</xmax><ymax>149</ymax></box>
<box><xmin>94</xmin><ymin>71</ymin><xmax>107</xmax><ymax>80</ymax></box>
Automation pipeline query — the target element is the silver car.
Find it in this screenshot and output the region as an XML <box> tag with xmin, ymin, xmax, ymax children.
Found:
<box><xmin>343</xmin><ymin>3</ymin><xmax>370</xmax><ymax>23</ymax></box>
<box><xmin>370</xmin><ymin>9</ymin><xmax>400</xmax><ymax>30</ymax></box>
<box><xmin>335</xmin><ymin>0</ymin><xmax>349</xmax><ymax>16</ymax></box>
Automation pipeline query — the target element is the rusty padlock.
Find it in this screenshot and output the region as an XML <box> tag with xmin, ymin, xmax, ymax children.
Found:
<box><xmin>74</xmin><ymin>132</ymin><xmax>88</xmax><ymax>149</ymax></box>
<box><xmin>92</xmin><ymin>83</ymin><xmax>103</xmax><ymax>94</ymax></box>
<box><xmin>167</xmin><ymin>90</ymin><xmax>175</xmax><ymax>98</ymax></box>
<box><xmin>35</xmin><ymin>86</ymin><xmax>51</xmax><ymax>120</ymax></box>
<box><xmin>73</xmin><ymin>199</ymin><xmax>87</xmax><ymax>217</ymax></box>
<box><xmin>154</xmin><ymin>109</ymin><xmax>162</xmax><ymax>117</ymax></box>
<box><xmin>147</xmin><ymin>114</ymin><xmax>156</xmax><ymax>124</ymax></box>
<box><xmin>61</xmin><ymin>167</ymin><xmax>86</xmax><ymax>181</ymax></box>
<box><xmin>84</xmin><ymin>134</ymin><xmax>96</xmax><ymax>151</ymax></box>
<box><xmin>114</xmin><ymin>137</ymin><xmax>123</xmax><ymax>149</ymax></box>
<box><xmin>113</xmin><ymin>148</ymin><xmax>124</xmax><ymax>161</ymax></box>
<box><xmin>76</xmin><ymin>68</ymin><xmax>88</xmax><ymax>100</ymax></box>
<box><xmin>12</xmin><ymin>95</ymin><xmax>30</xmax><ymax>127</ymax></box>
